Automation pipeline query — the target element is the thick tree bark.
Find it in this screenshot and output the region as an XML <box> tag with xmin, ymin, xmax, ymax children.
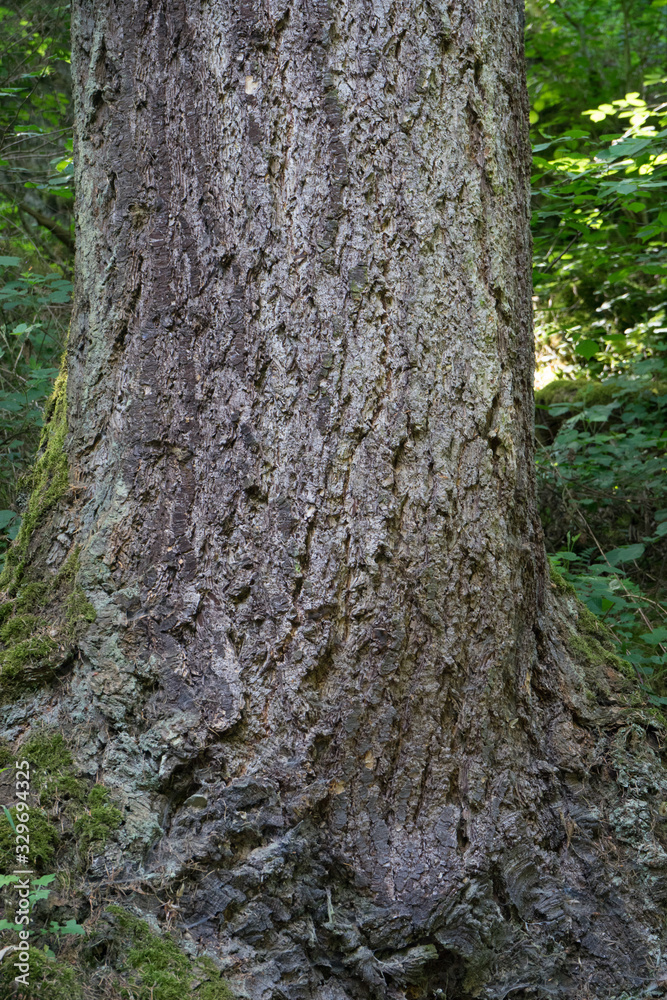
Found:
<box><xmin>3</xmin><ymin>0</ymin><xmax>667</xmax><ymax>997</ymax></box>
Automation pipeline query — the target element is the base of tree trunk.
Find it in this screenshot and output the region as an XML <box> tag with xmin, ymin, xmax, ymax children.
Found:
<box><xmin>3</xmin><ymin>510</ymin><xmax>667</xmax><ymax>1000</ymax></box>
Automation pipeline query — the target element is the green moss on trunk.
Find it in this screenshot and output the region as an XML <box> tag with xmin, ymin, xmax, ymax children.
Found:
<box><xmin>0</xmin><ymin>367</ymin><xmax>69</xmax><ymax>594</ymax></box>
<box><xmin>0</xmin><ymin>367</ymin><xmax>98</xmax><ymax>699</ymax></box>
<box><xmin>0</xmin><ymin>946</ymin><xmax>84</xmax><ymax>1000</ymax></box>
<box><xmin>0</xmin><ymin>806</ymin><xmax>59</xmax><ymax>871</ymax></box>
<box><xmin>0</xmin><ymin>732</ymin><xmax>123</xmax><ymax>874</ymax></box>
<box><xmin>108</xmin><ymin>907</ymin><xmax>236</xmax><ymax>1000</ymax></box>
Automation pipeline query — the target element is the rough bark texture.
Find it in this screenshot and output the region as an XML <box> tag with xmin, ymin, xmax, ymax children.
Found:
<box><xmin>3</xmin><ymin>0</ymin><xmax>667</xmax><ymax>997</ymax></box>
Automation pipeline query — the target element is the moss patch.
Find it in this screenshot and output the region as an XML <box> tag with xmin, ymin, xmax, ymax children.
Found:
<box><xmin>108</xmin><ymin>907</ymin><xmax>236</xmax><ymax>1000</ymax></box>
<box><xmin>0</xmin><ymin>599</ymin><xmax>15</xmax><ymax>624</ymax></box>
<box><xmin>0</xmin><ymin>577</ymin><xmax>91</xmax><ymax>699</ymax></box>
<box><xmin>569</xmin><ymin>611</ymin><xmax>634</xmax><ymax>680</ymax></box>
<box><xmin>0</xmin><ymin>899</ymin><xmax>235</xmax><ymax>1000</ymax></box>
<box><xmin>23</xmin><ymin>731</ymin><xmax>85</xmax><ymax>806</ymax></box>
<box><xmin>552</xmin><ymin>563</ymin><xmax>635</xmax><ymax>681</ymax></box>
<box><xmin>24</xmin><ymin>731</ymin><xmax>74</xmax><ymax>775</ymax></box>
<box><xmin>0</xmin><ymin>945</ymin><xmax>84</xmax><ymax>1000</ymax></box>
<box><xmin>550</xmin><ymin>564</ymin><xmax>576</xmax><ymax>597</ymax></box>
<box><xmin>535</xmin><ymin>377</ymin><xmax>617</xmax><ymax>411</ymax></box>
<box><xmin>66</xmin><ymin>587</ymin><xmax>97</xmax><ymax>637</ymax></box>
<box><xmin>0</xmin><ymin>613</ymin><xmax>47</xmax><ymax>643</ymax></box>
<box><xmin>0</xmin><ymin>367</ymin><xmax>69</xmax><ymax>593</ymax></box>
<box><xmin>552</xmin><ymin>563</ymin><xmax>640</xmax><ymax>700</ymax></box>
<box><xmin>0</xmin><ymin>805</ymin><xmax>59</xmax><ymax>871</ymax></box>
<box><xmin>0</xmin><ymin>740</ymin><xmax>12</xmax><ymax>768</ymax></box>
<box><xmin>13</xmin><ymin>731</ymin><xmax>124</xmax><ymax>861</ymax></box>
<box><xmin>74</xmin><ymin>785</ymin><xmax>123</xmax><ymax>853</ymax></box>
<box><xmin>577</xmin><ymin>607</ymin><xmax>635</xmax><ymax>680</ymax></box>
<box><xmin>0</xmin><ymin>634</ymin><xmax>60</xmax><ymax>697</ymax></box>
<box><xmin>14</xmin><ymin>581</ymin><xmax>48</xmax><ymax>612</ymax></box>
<box><xmin>0</xmin><ymin>368</ymin><xmax>96</xmax><ymax>700</ymax></box>
<box><xmin>0</xmin><ymin>555</ymin><xmax>96</xmax><ymax>696</ymax></box>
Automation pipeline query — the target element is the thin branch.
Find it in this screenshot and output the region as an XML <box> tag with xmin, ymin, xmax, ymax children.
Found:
<box><xmin>0</xmin><ymin>185</ymin><xmax>74</xmax><ymax>251</ymax></box>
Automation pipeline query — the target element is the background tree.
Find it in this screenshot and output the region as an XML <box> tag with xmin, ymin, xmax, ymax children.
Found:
<box><xmin>0</xmin><ymin>1</ymin><xmax>73</xmax><ymax>546</ymax></box>
<box><xmin>0</xmin><ymin>1</ymin><xmax>667</xmax><ymax>999</ymax></box>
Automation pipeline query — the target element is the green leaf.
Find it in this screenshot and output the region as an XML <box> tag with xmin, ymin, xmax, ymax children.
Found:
<box><xmin>30</xmin><ymin>889</ymin><xmax>51</xmax><ymax>903</ymax></box>
<box><xmin>581</xmin><ymin>402</ymin><xmax>620</xmax><ymax>422</ymax></box>
<box><xmin>0</xmin><ymin>919</ymin><xmax>22</xmax><ymax>931</ymax></box>
<box><xmin>0</xmin><ymin>256</ymin><xmax>21</xmax><ymax>266</ymax></box>
<box><xmin>31</xmin><ymin>874</ymin><xmax>57</xmax><ymax>888</ymax></box>
<box><xmin>0</xmin><ymin>510</ymin><xmax>17</xmax><ymax>529</ymax></box>
<box><xmin>640</xmin><ymin>628</ymin><xmax>667</xmax><ymax>646</ymax></box>
<box><xmin>603</xmin><ymin>544</ymin><xmax>645</xmax><ymax>566</ymax></box>
<box><xmin>59</xmin><ymin>918</ymin><xmax>86</xmax><ymax>936</ymax></box>
<box><xmin>545</xmin><ymin>404</ymin><xmax>575</xmax><ymax>418</ymax></box>
<box><xmin>574</xmin><ymin>339</ymin><xmax>600</xmax><ymax>360</ymax></box>
<box><xmin>1</xmin><ymin>806</ymin><xmax>17</xmax><ymax>833</ymax></box>
<box><xmin>595</xmin><ymin>137</ymin><xmax>653</xmax><ymax>161</ymax></box>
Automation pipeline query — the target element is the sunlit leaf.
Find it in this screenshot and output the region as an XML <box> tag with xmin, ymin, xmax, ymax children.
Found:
<box><xmin>574</xmin><ymin>340</ymin><xmax>600</xmax><ymax>360</ymax></box>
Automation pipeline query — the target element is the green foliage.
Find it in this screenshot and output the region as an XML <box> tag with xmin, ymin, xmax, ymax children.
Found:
<box><xmin>0</xmin><ymin>874</ymin><xmax>86</xmax><ymax>996</ymax></box>
<box><xmin>551</xmin><ymin>543</ymin><xmax>667</xmax><ymax>701</ymax></box>
<box><xmin>528</xmin><ymin>1</ymin><xmax>667</xmax><ymax>384</ymax></box>
<box><xmin>0</xmin><ymin>1</ymin><xmax>73</xmax><ymax>555</ymax></box>
<box><xmin>0</xmin><ymin>265</ymin><xmax>71</xmax><ymax>548</ymax></box>
<box><xmin>528</xmin><ymin>0</ymin><xmax>667</xmax><ymax>701</ymax></box>
<box><xmin>536</xmin><ymin>378</ymin><xmax>666</xmax><ymax>551</ymax></box>
<box><xmin>526</xmin><ymin>0</ymin><xmax>667</xmax><ymax>133</ymax></box>
<box><xmin>0</xmin><ymin>873</ymin><xmax>84</xmax><ymax>937</ymax></box>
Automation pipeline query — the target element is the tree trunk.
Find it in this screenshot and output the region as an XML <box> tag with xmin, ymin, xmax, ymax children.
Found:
<box><xmin>3</xmin><ymin>0</ymin><xmax>667</xmax><ymax>997</ymax></box>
